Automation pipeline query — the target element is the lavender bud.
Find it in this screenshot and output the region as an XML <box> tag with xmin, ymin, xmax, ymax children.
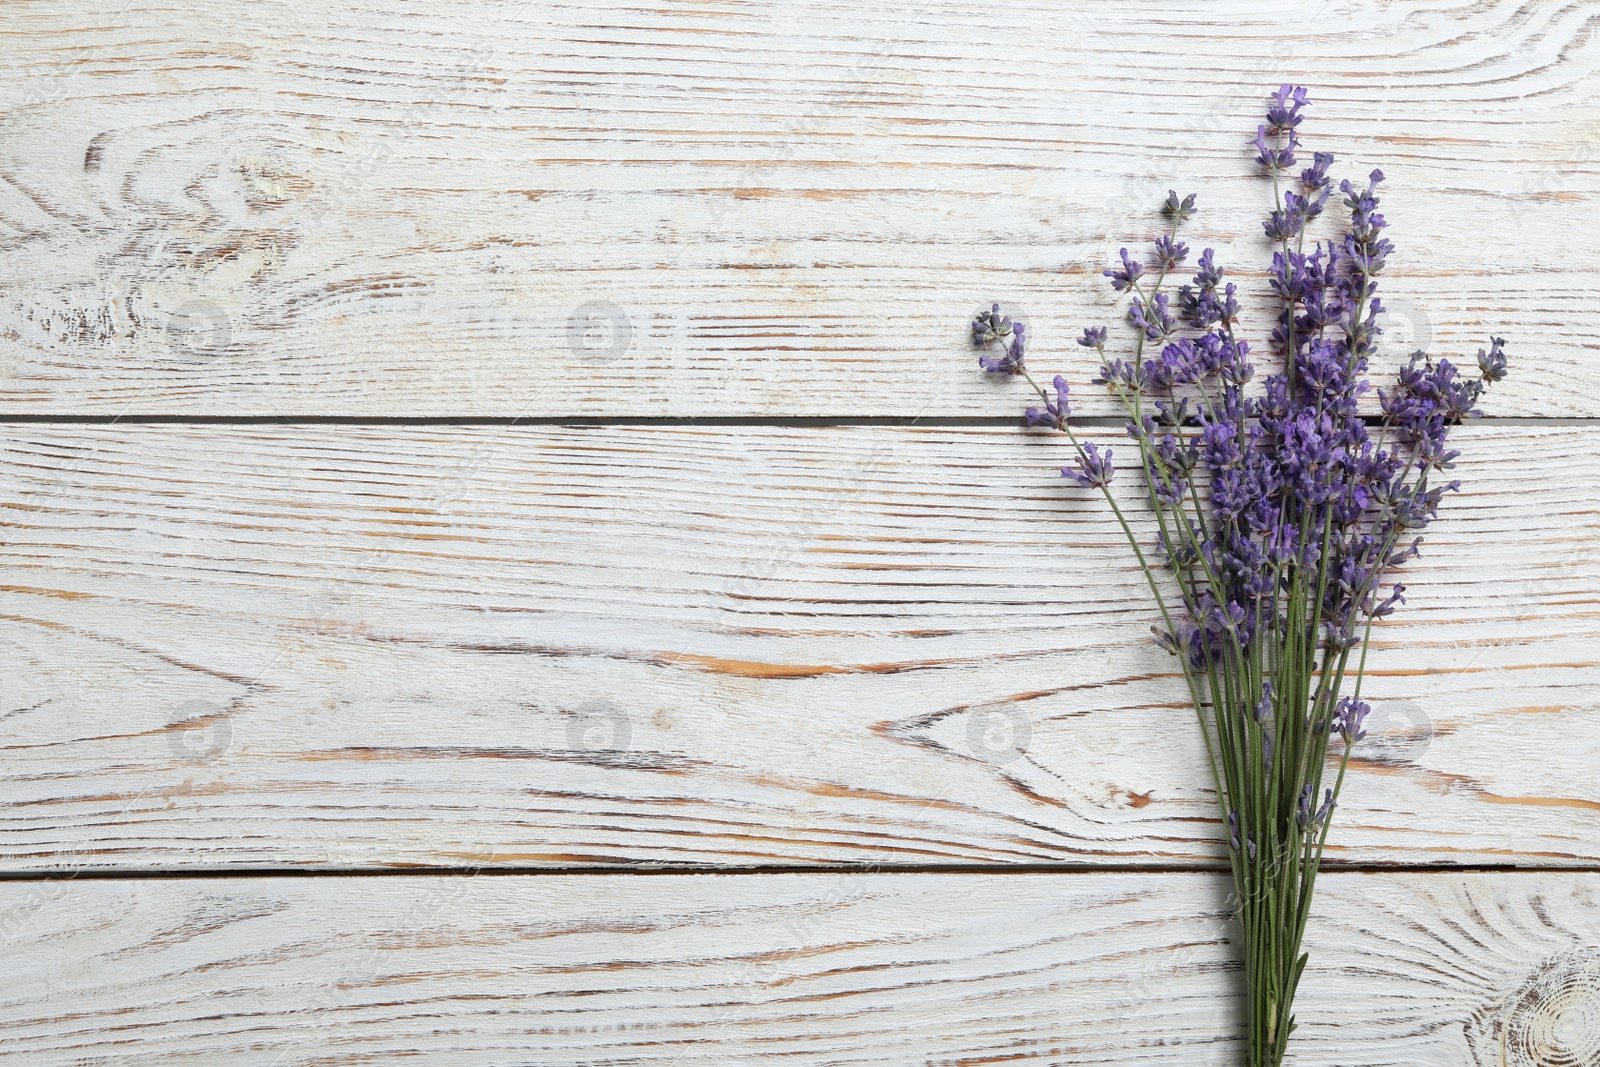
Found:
<box><xmin>1266</xmin><ymin>84</ymin><xmax>1309</xmax><ymax>132</ymax></box>
<box><xmin>1296</xmin><ymin>784</ymin><xmax>1314</xmax><ymax>828</ymax></box>
<box><xmin>1334</xmin><ymin>697</ymin><xmax>1371</xmax><ymax>744</ymax></box>
<box><xmin>1254</xmin><ymin>683</ymin><xmax>1274</xmax><ymax>724</ymax></box>
<box><xmin>974</xmin><ymin>304</ymin><xmax>1025</xmax><ymax>375</ymax></box>
<box><xmin>1477</xmin><ymin>336</ymin><xmax>1508</xmax><ymax>383</ymax></box>
<box><xmin>1103</xmin><ymin>248</ymin><xmax>1145</xmax><ymax>292</ymax></box>
<box><xmin>1062</xmin><ymin>443</ymin><xmax>1114</xmax><ymax>489</ymax></box>
<box><xmin>1163</xmin><ymin>189</ymin><xmax>1198</xmax><ymax>221</ymax></box>
<box><xmin>1153</xmin><ymin>234</ymin><xmax>1189</xmax><ymax>269</ymax></box>
<box><xmin>1025</xmin><ymin>375</ymin><xmax>1073</xmax><ymax>429</ymax></box>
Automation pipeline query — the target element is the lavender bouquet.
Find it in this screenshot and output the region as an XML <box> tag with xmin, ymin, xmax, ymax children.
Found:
<box><xmin>971</xmin><ymin>86</ymin><xmax>1507</xmax><ymax>1065</ymax></box>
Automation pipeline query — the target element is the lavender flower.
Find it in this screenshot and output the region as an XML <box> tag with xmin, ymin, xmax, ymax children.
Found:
<box><xmin>1128</xmin><ymin>293</ymin><xmax>1175</xmax><ymax>342</ymax></box>
<box><xmin>1103</xmin><ymin>248</ymin><xmax>1145</xmax><ymax>292</ymax></box>
<box><xmin>1301</xmin><ymin>151</ymin><xmax>1334</xmax><ymax>192</ymax></box>
<box><xmin>972</xmin><ymin>302</ymin><xmax>1006</xmax><ymax>345</ymax></box>
<box><xmin>1164</xmin><ymin>189</ymin><xmax>1198</xmax><ymax>221</ymax></box>
<box><xmin>1334</xmin><ymin>697</ymin><xmax>1371</xmax><ymax>743</ymax></box>
<box><xmin>1093</xmin><ymin>358</ymin><xmax>1147</xmax><ymax>390</ymax></box>
<box><xmin>1026</xmin><ymin>375</ymin><xmax>1072</xmax><ymax>429</ymax></box>
<box><xmin>1062</xmin><ymin>442</ymin><xmax>1114</xmax><ymax>488</ymax></box>
<box><xmin>1298</xmin><ymin>785</ymin><xmax>1333</xmax><ymax>827</ymax></box>
<box><xmin>1262</xmin><ymin>203</ymin><xmax>1302</xmax><ymax>242</ymax></box>
<box><xmin>973</xmin><ymin>304</ymin><xmax>1025</xmax><ymax>374</ymax></box>
<box><xmin>1153</xmin><ymin>234</ymin><xmax>1189</xmax><ymax>269</ymax></box>
<box><xmin>1253</xmin><ymin>124</ymin><xmax>1297</xmax><ymax>170</ymax></box>
<box><xmin>964</xmin><ymin>83</ymin><xmax>1507</xmax><ymax>1067</ymax></box>
<box><xmin>1478</xmin><ymin>336</ymin><xmax>1508</xmax><ymax>382</ymax></box>
<box><xmin>1372</xmin><ymin>583</ymin><xmax>1406</xmax><ymax>618</ymax></box>
<box><xmin>1254</xmin><ymin>683</ymin><xmax>1274</xmax><ymax>723</ymax></box>
<box><xmin>1265</xmin><ymin>83</ymin><xmax>1309</xmax><ymax>130</ymax></box>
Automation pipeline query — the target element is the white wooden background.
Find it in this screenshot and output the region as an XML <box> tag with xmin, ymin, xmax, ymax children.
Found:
<box><xmin>1</xmin><ymin>2</ymin><xmax>1598</xmax><ymax>1064</ymax></box>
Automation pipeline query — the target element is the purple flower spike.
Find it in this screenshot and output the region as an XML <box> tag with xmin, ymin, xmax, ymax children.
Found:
<box><xmin>1094</xmin><ymin>358</ymin><xmax>1147</xmax><ymax>390</ymax></box>
<box><xmin>1266</xmin><ymin>84</ymin><xmax>1310</xmax><ymax>131</ymax></box>
<box><xmin>1478</xmin><ymin>336</ymin><xmax>1509</xmax><ymax>382</ymax></box>
<box><xmin>1265</xmin><ymin>189</ymin><xmax>1325</xmax><ymax>242</ymax></box>
<box><xmin>1063</xmin><ymin>442</ymin><xmax>1114</xmax><ymax>488</ymax></box>
<box><xmin>974</xmin><ymin>304</ymin><xmax>1025</xmax><ymax>375</ymax></box>
<box><xmin>1154</xmin><ymin>234</ymin><xmax>1190</xmax><ymax>269</ymax></box>
<box><xmin>1301</xmin><ymin>151</ymin><xmax>1335</xmax><ymax>192</ymax></box>
<box><xmin>1254</xmin><ymin>682</ymin><xmax>1274</xmax><ymax>723</ymax></box>
<box><xmin>972</xmin><ymin>303</ymin><xmax>1004</xmax><ymax>345</ymax></box>
<box><xmin>1253</xmin><ymin>124</ymin><xmax>1298</xmax><ymax>171</ymax></box>
<box><xmin>1128</xmin><ymin>293</ymin><xmax>1176</xmax><ymax>342</ymax></box>
<box><xmin>1334</xmin><ymin>697</ymin><xmax>1371</xmax><ymax>744</ymax></box>
<box><xmin>1104</xmin><ymin>248</ymin><xmax>1146</xmax><ymax>292</ymax></box>
<box><xmin>1372</xmin><ymin>582</ymin><xmax>1406</xmax><ymax>618</ymax></box>
<box><xmin>1026</xmin><ymin>375</ymin><xmax>1072</xmax><ymax>429</ymax></box>
<box><xmin>1163</xmin><ymin>189</ymin><xmax>1198</xmax><ymax>221</ymax></box>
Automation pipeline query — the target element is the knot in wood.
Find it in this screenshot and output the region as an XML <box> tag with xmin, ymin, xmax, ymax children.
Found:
<box><xmin>1467</xmin><ymin>948</ymin><xmax>1600</xmax><ymax>1066</ymax></box>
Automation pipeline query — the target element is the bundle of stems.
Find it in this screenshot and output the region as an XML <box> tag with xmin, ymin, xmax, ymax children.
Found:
<box><xmin>971</xmin><ymin>85</ymin><xmax>1507</xmax><ymax>1065</ymax></box>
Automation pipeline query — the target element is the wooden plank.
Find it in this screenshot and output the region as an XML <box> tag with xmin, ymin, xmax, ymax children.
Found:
<box><xmin>0</xmin><ymin>0</ymin><xmax>1596</xmax><ymax>415</ymax></box>
<box><xmin>2</xmin><ymin>423</ymin><xmax>1595</xmax><ymax>871</ymax></box>
<box><xmin>1</xmin><ymin>871</ymin><xmax>1596</xmax><ymax>1064</ymax></box>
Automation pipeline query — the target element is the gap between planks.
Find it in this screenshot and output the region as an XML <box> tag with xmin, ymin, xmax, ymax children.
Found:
<box><xmin>0</xmin><ymin>415</ymin><xmax>1598</xmax><ymax>426</ymax></box>
<box><xmin>4</xmin><ymin>862</ymin><xmax>1599</xmax><ymax>883</ymax></box>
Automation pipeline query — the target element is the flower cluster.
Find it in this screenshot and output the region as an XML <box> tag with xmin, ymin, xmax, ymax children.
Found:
<box><xmin>973</xmin><ymin>92</ymin><xmax>1505</xmax><ymax>678</ymax></box>
<box><xmin>969</xmin><ymin>85</ymin><xmax>1506</xmax><ymax>1067</ymax></box>
<box><xmin>971</xmin><ymin>303</ymin><xmax>1025</xmax><ymax>375</ymax></box>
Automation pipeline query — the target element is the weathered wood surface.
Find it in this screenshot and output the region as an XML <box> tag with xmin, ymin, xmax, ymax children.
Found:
<box><xmin>3</xmin><ymin>1</ymin><xmax>1597</xmax><ymax>1059</ymax></box>
<box><xmin>1</xmin><ymin>871</ymin><xmax>1596</xmax><ymax>1065</ymax></box>
<box><xmin>3</xmin><ymin>422</ymin><xmax>1594</xmax><ymax>872</ymax></box>
<box><xmin>1</xmin><ymin>0</ymin><xmax>1597</xmax><ymax>416</ymax></box>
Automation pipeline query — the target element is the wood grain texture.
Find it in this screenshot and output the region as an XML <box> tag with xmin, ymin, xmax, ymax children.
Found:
<box><xmin>3</xmin><ymin>422</ymin><xmax>1595</xmax><ymax>872</ymax></box>
<box><xmin>1</xmin><ymin>871</ymin><xmax>1596</xmax><ymax>1065</ymax></box>
<box><xmin>1</xmin><ymin>0</ymin><xmax>1597</xmax><ymax>415</ymax></box>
